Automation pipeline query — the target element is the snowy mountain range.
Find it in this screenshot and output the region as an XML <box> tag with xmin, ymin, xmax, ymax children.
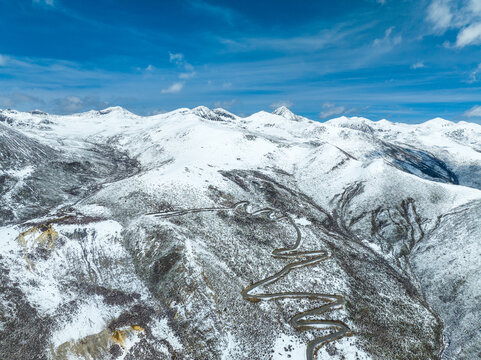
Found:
<box><xmin>1</xmin><ymin>105</ymin><xmax>480</xmax><ymax>360</ymax></box>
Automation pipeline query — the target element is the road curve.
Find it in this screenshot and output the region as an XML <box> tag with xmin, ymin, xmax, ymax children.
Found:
<box><xmin>149</xmin><ymin>201</ymin><xmax>351</xmax><ymax>360</ymax></box>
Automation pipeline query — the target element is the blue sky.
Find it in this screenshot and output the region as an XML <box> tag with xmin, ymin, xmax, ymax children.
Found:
<box><xmin>1</xmin><ymin>0</ymin><xmax>481</xmax><ymax>122</ymax></box>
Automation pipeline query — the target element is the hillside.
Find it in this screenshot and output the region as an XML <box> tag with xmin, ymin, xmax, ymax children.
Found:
<box><xmin>1</xmin><ymin>106</ymin><xmax>480</xmax><ymax>360</ymax></box>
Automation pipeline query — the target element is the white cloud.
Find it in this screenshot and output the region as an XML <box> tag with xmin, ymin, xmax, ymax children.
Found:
<box><xmin>213</xmin><ymin>99</ymin><xmax>237</xmax><ymax>109</ymax></box>
<box><xmin>168</xmin><ymin>52</ymin><xmax>195</xmax><ymax>79</ymax></box>
<box><xmin>270</xmin><ymin>100</ymin><xmax>294</xmax><ymax>109</ymax></box>
<box><xmin>470</xmin><ymin>0</ymin><xmax>481</xmax><ymax>13</ymax></box>
<box><xmin>373</xmin><ymin>26</ymin><xmax>402</xmax><ymax>48</ymax></box>
<box><xmin>426</xmin><ymin>0</ymin><xmax>481</xmax><ymax>47</ymax></box>
<box><xmin>169</xmin><ymin>52</ymin><xmax>184</xmax><ymax>64</ymax></box>
<box><xmin>164</xmin><ymin>52</ymin><xmax>195</xmax><ymax>92</ymax></box>
<box><xmin>145</xmin><ymin>64</ymin><xmax>155</xmax><ymax>72</ymax></box>
<box><xmin>377</xmin><ymin>0</ymin><xmax>386</xmax><ymax>4</ymax></box>
<box><xmin>159</xmin><ymin>53</ymin><xmax>195</xmax><ymax>94</ymax></box>
<box><xmin>426</xmin><ymin>0</ymin><xmax>453</xmax><ymax>33</ymax></box>
<box><xmin>411</xmin><ymin>61</ymin><xmax>426</xmax><ymax>69</ymax></box>
<box><xmin>59</xmin><ymin>96</ymin><xmax>81</xmax><ymax>112</ymax></box>
<box><xmin>179</xmin><ymin>72</ymin><xmax>196</xmax><ymax>79</ymax></box>
<box><xmin>319</xmin><ymin>103</ymin><xmax>347</xmax><ymax>119</ymax></box>
<box><xmin>161</xmin><ymin>82</ymin><xmax>184</xmax><ymax>94</ymax></box>
<box><xmin>52</xmin><ymin>96</ymin><xmax>109</xmax><ymax>113</ymax></box>
<box><xmin>0</xmin><ymin>93</ymin><xmax>44</xmax><ymax>108</ymax></box>
<box><xmin>468</xmin><ymin>63</ymin><xmax>481</xmax><ymax>83</ymax></box>
<box><xmin>456</xmin><ymin>22</ymin><xmax>481</xmax><ymax>47</ymax></box>
<box><xmin>464</xmin><ymin>105</ymin><xmax>481</xmax><ymax>117</ymax></box>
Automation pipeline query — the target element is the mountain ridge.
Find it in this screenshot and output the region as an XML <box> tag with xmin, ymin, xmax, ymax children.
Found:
<box><xmin>2</xmin><ymin>105</ymin><xmax>476</xmax><ymax>128</ymax></box>
<box><xmin>0</xmin><ymin>105</ymin><xmax>480</xmax><ymax>359</ymax></box>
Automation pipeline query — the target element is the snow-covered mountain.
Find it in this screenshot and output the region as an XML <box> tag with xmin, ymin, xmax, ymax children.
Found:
<box><xmin>1</xmin><ymin>106</ymin><xmax>480</xmax><ymax>360</ymax></box>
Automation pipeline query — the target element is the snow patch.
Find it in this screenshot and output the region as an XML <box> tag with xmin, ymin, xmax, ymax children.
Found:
<box><xmin>150</xmin><ymin>318</ymin><xmax>183</xmax><ymax>350</ymax></box>
<box><xmin>271</xmin><ymin>334</ymin><xmax>306</xmax><ymax>360</ymax></box>
<box><xmin>51</xmin><ymin>296</ymin><xmax>121</xmax><ymax>347</ymax></box>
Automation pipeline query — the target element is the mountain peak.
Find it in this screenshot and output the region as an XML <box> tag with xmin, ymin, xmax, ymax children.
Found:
<box><xmin>272</xmin><ymin>106</ymin><xmax>303</xmax><ymax>121</ymax></box>
<box><xmin>421</xmin><ymin>117</ymin><xmax>454</xmax><ymax>127</ymax></box>
<box><xmin>98</xmin><ymin>106</ymin><xmax>132</xmax><ymax>115</ymax></box>
<box><xmin>192</xmin><ymin>105</ymin><xmax>211</xmax><ymax>114</ymax></box>
<box><xmin>192</xmin><ymin>105</ymin><xmax>235</xmax><ymax>122</ymax></box>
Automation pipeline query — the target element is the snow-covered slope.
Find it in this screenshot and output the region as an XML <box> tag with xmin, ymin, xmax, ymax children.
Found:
<box><xmin>1</xmin><ymin>106</ymin><xmax>480</xmax><ymax>360</ymax></box>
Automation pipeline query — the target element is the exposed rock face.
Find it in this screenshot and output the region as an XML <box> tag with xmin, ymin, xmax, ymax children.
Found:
<box><xmin>0</xmin><ymin>107</ymin><xmax>480</xmax><ymax>359</ymax></box>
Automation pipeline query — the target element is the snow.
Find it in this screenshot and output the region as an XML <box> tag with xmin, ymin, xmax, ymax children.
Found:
<box><xmin>220</xmin><ymin>332</ymin><xmax>242</xmax><ymax>360</ymax></box>
<box><xmin>271</xmin><ymin>334</ymin><xmax>307</xmax><ymax>360</ymax></box>
<box><xmin>2</xmin><ymin>105</ymin><xmax>481</xmax><ymax>359</ymax></box>
<box><xmin>150</xmin><ymin>318</ymin><xmax>183</xmax><ymax>350</ymax></box>
<box><xmin>4</xmin><ymin>165</ymin><xmax>35</xmax><ymax>178</ymax></box>
<box><xmin>293</xmin><ymin>217</ymin><xmax>312</xmax><ymax>226</ymax></box>
<box><xmin>0</xmin><ymin>226</ymin><xmax>21</xmax><ymax>253</ymax></box>
<box><xmin>51</xmin><ymin>296</ymin><xmax>120</xmax><ymax>347</ymax></box>
<box><xmin>315</xmin><ymin>336</ymin><xmax>372</xmax><ymax>360</ymax></box>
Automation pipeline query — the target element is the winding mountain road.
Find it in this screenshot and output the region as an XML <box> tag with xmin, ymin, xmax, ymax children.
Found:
<box><xmin>150</xmin><ymin>201</ymin><xmax>352</xmax><ymax>360</ymax></box>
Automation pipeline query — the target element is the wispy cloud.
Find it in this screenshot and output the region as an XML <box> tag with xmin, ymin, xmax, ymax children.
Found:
<box><xmin>270</xmin><ymin>100</ymin><xmax>293</xmax><ymax>109</ymax></box>
<box><xmin>188</xmin><ymin>0</ymin><xmax>238</xmax><ymax>24</ymax></box>
<box><xmin>218</xmin><ymin>22</ymin><xmax>374</xmax><ymax>54</ymax></box>
<box><xmin>425</xmin><ymin>0</ymin><xmax>481</xmax><ymax>47</ymax></box>
<box><xmin>146</xmin><ymin>108</ymin><xmax>168</xmax><ymax>116</ymax></box>
<box><xmin>12</xmin><ymin>93</ymin><xmax>44</xmax><ymax>104</ymax></box>
<box><xmin>0</xmin><ymin>54</ymin><xmax>7</xmax><ymax>66</ymax></box>
<box><xmin>0</xmin><ymin>54</ymin><xmax>113</xmax><ymax>89</ymax></box>
<box><xmin>320</xmin><ymin>103</ymin><xmax>348</xmax><ymax>119</ymax></box>
<box><xmin>169</xmin><ymin>52</ymin><xmax>196</xmax><ymax>77</ymax></box>
<box><xmin>169</xmin><ymin>52</ymin><xmax>185</xmax><ymax>64</ymax></box>
<box><xmin>0</xmin><ymin>93</ymin><xmax>44</xmax><ymax>109</ymax></box>
<box><xmin>52</xmin><ymin>96</ymin><xmax>109</xmax><ymax>113</ymax></box>
<box><xmin>179</xmin><ymin>72</ymin><xmax>196</xmax><ymax>79</ymax></box>
<box><xmin>0</xmin><ymin>97</ymin><xmax>11</xmax><ymax>108</ymax></box>
<box><xmin>213</xmin><ymin>99</ymin><xmax>237</xmax><ymax>109</ymax></box>
<box><xmin>411</xmin><ymin>61</ymin><xmax>426</xmax><ymax>69</ymax></box>
<box><xmin>32</xmin><ymin>0</ymin><xmax>55</xmax><ymax>7</ymax></box>
<box><xmin>373</xmin><ymin>26</ymin><xmax>402</xmax><ymax>49</ymax></box>
<box><xmin>162</xmin><ymin>52</ymin><xmax>196</xmax><ymax>93</ymax></box>
<box><xmin>464</xmin><ymin>105</ymin><xmax>481</xmax><ymax>117</ymax></box>
<box><xmin>0</xmin><ymin>54</ymin><xmax>128</xmax><ymax>113</ymax></box>
<box><xmin>0</xmin><ymin>92</ymin><xmax>111</xmax><ymax>114</ymax></box>
<box><xmin>468</xmin><ymin>63</ymin><xmax>481</xmax><ymax>83</ymax></box>
<box><xmin>161</xmin><ymin>82</ymin><xmax>184</xmax><ymax>94</ymax></box>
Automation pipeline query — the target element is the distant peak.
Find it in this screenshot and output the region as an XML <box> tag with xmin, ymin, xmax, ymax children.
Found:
<box><xmin>422</xmin><ymin>117</ymin><xmax>454</xmax><ymax>127</ymax></box>
<box><xmin>212</xmin><ymin>108</ymin><xmax>238</xmax><ymax>120</ymax></box>
<box><xmin>272</xmin><ymin>106</ymin><xmax>303</xmax><ymax>121</ymax></box>
<box><xmin>192</xmin><ymin>105</ymin><xmax>234</xmax><ymax>122</ymax></box>
<box><xmin>273</xmin><ymin>106</ymin><xmax>293</xmax><ymax>116</ymax></box>
<box><xmin>325</xmin><ymin>116</ymin><xmax>375</xmax><ymax>133</ymax></box>
<box><xmin>98</xmin><ymin>106</ymin><xmax>132</xmax><ymax>115</ymax></box>
<box><xmin>29</xmin><ymin>110</ymin><xmax>48</xmax><ymax>116</ymax></box>
<box><xmin>192</xmin><ymin>106</ymin><xmax>211</xmax><ymax>114</ymax></box>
